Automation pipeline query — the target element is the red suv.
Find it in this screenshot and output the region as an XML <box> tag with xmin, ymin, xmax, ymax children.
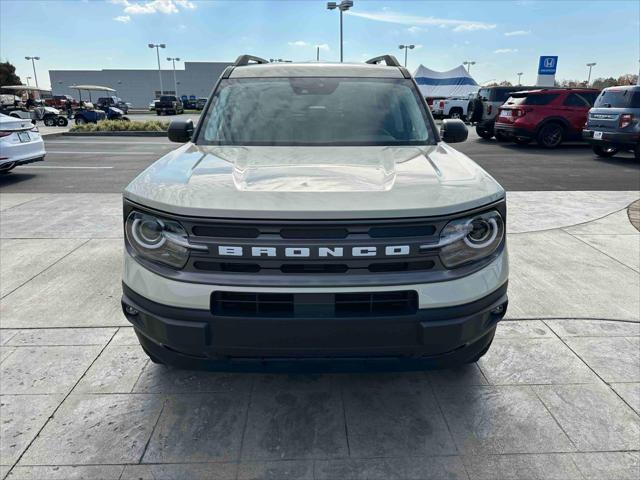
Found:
<box><xmin>44</xmin><ymin>95</ymin><xmax>78</xmax><ymax>109</ymax></box>
<box><xmin>494</xmin><ymin>88</ymin><xmax>600</xmax><ymax>148</ymax></box>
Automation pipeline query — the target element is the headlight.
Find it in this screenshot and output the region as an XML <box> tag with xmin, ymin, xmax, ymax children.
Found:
<box><xmin>436</xmin><ymin>210</ymin><xmax>504</xmax><ymax>268</ymax></box>
<box><xmin>125</xmin><ymin>211</ymin><xmax>191</xmax><ymax>269</ymax></box>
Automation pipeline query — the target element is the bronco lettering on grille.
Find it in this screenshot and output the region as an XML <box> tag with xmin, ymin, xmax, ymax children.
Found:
<box><xmin>216</xmin><ymin>245</ymin><xmax>411</xmax><ymax>257</ymax></box>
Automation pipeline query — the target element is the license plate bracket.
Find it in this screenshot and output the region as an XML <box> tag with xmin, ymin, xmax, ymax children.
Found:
<box><xmin>17</xmin><ymin>131</ymin><xmax>30</xmax><ymax>143</ymax></box>
<box><xmin>593</xmin><ymin>131</ymin><xmax>603</xmax><ymax>140</ymax></box>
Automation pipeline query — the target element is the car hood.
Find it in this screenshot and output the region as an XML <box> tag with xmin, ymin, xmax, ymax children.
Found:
<box><xmin>124</xmin><ymin>143</ymin><xmax>504</xmax><ymax>219</ymax></box>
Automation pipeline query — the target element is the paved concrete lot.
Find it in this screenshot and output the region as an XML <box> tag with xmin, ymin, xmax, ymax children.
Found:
<box><xmin>0</xmin><ymin>133</ymin><xmax>638</xmax><ymax>479</ymax></box>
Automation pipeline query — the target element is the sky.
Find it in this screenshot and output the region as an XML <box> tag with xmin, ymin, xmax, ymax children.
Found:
<box><xmin>1</xmin><ymin>0</ymin><xmax>638</xmax><ymax>89</ymax></box>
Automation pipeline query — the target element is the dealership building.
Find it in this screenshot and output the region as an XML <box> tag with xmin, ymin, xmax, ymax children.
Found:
<box><xmin>49</xmin><ymin>61</ymin><xmax>231</xmax><ymax>108</ymax></box>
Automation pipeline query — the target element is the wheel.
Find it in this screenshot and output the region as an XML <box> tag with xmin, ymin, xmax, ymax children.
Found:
<box><xmin>475</xmin><ymin>125</ymin><xmax>493</xmax><ymax>140</ymax></box>
<box><xmin>141</xmin><ymin>345</ymin><xmax>165</xmax><ymax>365</ymax></box>
<box><xmin>121</xmin><ymin>116</ymin><xmax>130</xmax><ymax>122</ymax></box>
<box><xmin>43</xmin><ymin>116</ymin><xmax>56</xmax><ymax>126</ymax></box>
<box><xmin>536</xmin><ymin>123</ymin><xmax>564</xmax><ymax>149</ymax></box>
<box><xmin>592</xmin><ymin>145</ymin><xmax>618</xmax><ymax>158</ymax></box>
<box><xmin>465</xmin><ymin>330</ymin><xmax>496</xmax><ymax>363</ymax></box>
<box><xmin>635</xmin><ymin>144</ymin><xmax>640</xmax><ymax>160</ymax></box>
<box><xmin>57</xmin><ymin>117</ymin><xmax>68</xmax><ymax>127</ymax></box>
<box><xmin>75</xmin><ymin>117</ymin><xmax>86</xmax><ymax>125</ymax></box>
<box><xmin>494</xmin><ymin>130</ymin><xmax>509</xmax><ymax>142</ymax></box>
<box><xmin>449</xmin><ymin>108</ymin><xmax>463</xmax><ymax>120</ymax></box>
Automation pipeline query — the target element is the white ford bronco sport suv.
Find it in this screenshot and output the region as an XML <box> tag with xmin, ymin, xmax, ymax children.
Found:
<box><xmin>121</xmin><ymin>55</ymin><xmax>508</xmax><ymax>371</ymax></box>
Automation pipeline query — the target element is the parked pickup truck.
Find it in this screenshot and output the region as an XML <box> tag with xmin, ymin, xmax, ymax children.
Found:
<box><xmin>155</xmin><ymin>95</ymin><xmax>184</xmax><ymax>116</ymax></box>
<box><xmin>432</xmin><ymin>95</ymin><xmax>474</xmax><ymax>120</ymax></box>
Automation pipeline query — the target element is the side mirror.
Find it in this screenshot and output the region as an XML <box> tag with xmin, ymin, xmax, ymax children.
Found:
<box><xmin>168</xmin><ymin>119</ymin><xmax>194</xmax><ymax>143</ymax></box>
<box><xmin>440</xmin><ymin>119</ymin><xmax>468</xmax><ymax>143</ymax></box>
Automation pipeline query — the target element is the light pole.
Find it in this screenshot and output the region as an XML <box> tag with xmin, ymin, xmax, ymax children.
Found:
<box><xmin>148</xmin><ymin>43</ymin><xmax>166</xmax><ymax>96</ymax></box>
<box><xmin>24</xmin><ymin>56</ymin><xmax>40</xmax><ymax>88</ymax></box>
<box><xmin>26</xmin><ymin>76</ymin><xmax>32</xmax><ymax>86</ymax></box>
<box><xmin>463</xmin><ymin>61</ymin><xmax>476</xmax><ymax>74</ymax></box>
<box><xmin>167</xmin><ymin>57</ymin><xmax>181</xmax><ymax>96</ymax></box>
<box><xmin>327</xmin><ymin>1</ymin><xmax>353</xmax><ymax>62</ymax></box>
<box><xmin>586</xmin><ymin>62</ymin><xmax>596</xmax><ymax>86</ymax></box>
<box><xmin>316</xmin><ymin>46</ymin><xmax>320</xmax><ymax>61</ymax></box>
<box><xmin>398</xmin><ymin>44</ymin><xmax>415</xmax><ymax>67</ymax></box>
<box><xmin>517</xmin><ymin>72</ymin><xmax>523</xmax><ymax>85</ymax></box>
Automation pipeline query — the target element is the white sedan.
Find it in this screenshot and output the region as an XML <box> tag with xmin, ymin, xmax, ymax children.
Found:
<box><xmin>0</xmin><ymin>113</ymin><xmax>45</xmax><ymax>173</ymax></box>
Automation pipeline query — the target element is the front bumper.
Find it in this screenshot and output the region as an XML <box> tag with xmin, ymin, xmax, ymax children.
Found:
<box><xmin>122</xmin><ymin>280</ymin><xmax>508</xmax><ymax>372</ymax></box>
<box><xmin>582</xmin><ymin>129</ymin><xmax>639</xmax><ymax>148</ymax></box>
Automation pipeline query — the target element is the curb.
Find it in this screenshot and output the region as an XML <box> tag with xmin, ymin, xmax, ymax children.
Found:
<box><xmin>61</xmin><ymin>131</ymin><xmax>167</xmax><ymax>137</ymax></box>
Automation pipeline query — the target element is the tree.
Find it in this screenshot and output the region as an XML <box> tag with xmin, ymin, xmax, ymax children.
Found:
<box><xmin>617</xmin><ymin>74</ymin><xmax>638</xmax><ymax>86</ymax></box>
<box><xmin>592</xmin><ymin>77</ymin><xmax>619</xmax><ymax>89</ymax></box>
<box><xmin>0</xmin><ymin>61</ymin><xmax>21</xmax><ymax>90</ymax></box>
<box><xmin>498</xmin><ymin>80</ymin><xmax>513</xmax><ymax>86</ymax></box>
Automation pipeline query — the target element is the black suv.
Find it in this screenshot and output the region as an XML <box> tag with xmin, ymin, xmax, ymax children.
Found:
<box><xmin>583</xmin><ymin>85</ymin><xmax>640</xmax><ymax>159</ymax></box>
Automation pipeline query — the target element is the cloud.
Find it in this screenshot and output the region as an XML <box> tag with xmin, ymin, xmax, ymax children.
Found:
<box><xmin>113</xmin><ymin>15</ymin><xmax>131</xmax><ymax>22</ymax></box>
<box><xmin>407</xmin><ymin>26</ymin><xmax>427</xmax><ymax>34</ymax></box>
<box><xmin>504</xmin><ymin>30</ymin><xmax>531</xmax><ymax>36</ymax></box>
<box><xmin>288</xmin><ymin>41</ymin><xmax>330</xmax><ymax>51</ymax></box>
<box><xmin>453</xmin><ymin>23</ymin><xmax>496</xmax><ymax>32</ymax></box>
<box><xmin>494</xmin><ymin>48</ymin><xmax>518</xmax><ymax>54</ymax></box>
<box><xmin>110</xmin><ymin>0</ymin><xmax>195</xmax><ymax>15</ymax></box>
<box><xmin>346</xmin><ymin>10</ymin><xmax>496</xmax><ymax>32</ymax></box>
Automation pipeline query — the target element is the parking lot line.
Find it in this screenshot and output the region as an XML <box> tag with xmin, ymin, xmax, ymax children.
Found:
<box><xmin>45</xmin><ymin>141</ymin><xmax>172</xmax><ymax>145</ymax></box>
<box><xmin>20</xmin><ymin>166</ymin><xmax>114</xmax><ymax>169</ymax></box>
<box><xmin>44</xmin><ymin>151</ymin><xmax>161</xmax><ymax>155</ymax></box>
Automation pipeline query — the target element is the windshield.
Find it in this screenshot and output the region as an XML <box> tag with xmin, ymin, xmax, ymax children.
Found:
<box><xmin>198</xmin><ymin>77</ymin><xmax>434</xmax><ymax>146</ymax></box>
<box><xmin>594</xmin><ymin>89</ymin><xmax>640</xmax><ymax>108</ymax></box>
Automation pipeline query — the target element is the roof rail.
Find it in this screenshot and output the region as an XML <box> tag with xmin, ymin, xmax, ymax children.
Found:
<box><xmin>234</xmin><ymin>55</ymin><xmax>269</xmax><ymax>67</ymax></box>
<box><xmin>365</xmin><ymin>55</ymin><xmax>402</xmax><ymax>67</ymax></box>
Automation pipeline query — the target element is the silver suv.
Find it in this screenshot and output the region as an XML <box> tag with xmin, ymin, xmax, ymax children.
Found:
<box><xmin>121</xmin><ymin>55</ymin><xmax>508</xmax><ymax>371</ymax></box>
<box><xmin>583</xmin><ymin>85</ymin><xmax>640</xmax><ymax>159</ymax></box>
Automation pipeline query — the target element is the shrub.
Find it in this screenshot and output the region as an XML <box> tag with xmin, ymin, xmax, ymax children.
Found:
<box><xmin>70</xmin><ymin>119</ymin><xmax>170</xmax><ymax>132</ymax></box>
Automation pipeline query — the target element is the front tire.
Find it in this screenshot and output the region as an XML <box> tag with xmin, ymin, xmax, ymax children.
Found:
<box><xmin>75</xmin><ymin>117</ymin><xmax>86</xmax><ymax>125</ymax></box>
<box><xmin>57</xmin><ymin>117</ymin><xmax>68</xmax><ymax>127</ymax></box>
<box><xmin>43</xmin><ymin>116</ymin><xmax>56</xmax><ymax>127</ymax></box>
<box><xmin>476</xmin><ymin>125</ymin><xmax>493</xmax><ymax>140</ymax></box>
<box><xmin>536</xmin><ymin>123</ymin><xmax>564</xmax><ymax>149</ymax></box>
<box><xmin>465</xmin><ymin>330</ymin><xmax>496</xmax><ymax>363</ymax></box>
<box><xmin>449</xmin><ymin>108</ymin><xmax>463</xmax><ymax>120</ymax></box>
<box><xmin>494</xmin><ymin>130</ymin><xmax>509</xmax><ymax>142</ymax></box>
<box><xmin>141</xmin><ymin>345</ymin><xmax>166</xmax><ymax>365</ymax></box>
<box><xmin>592</xmin><ymin>145</ymin><xmax>618</xmax><ymax>158</ymax></box>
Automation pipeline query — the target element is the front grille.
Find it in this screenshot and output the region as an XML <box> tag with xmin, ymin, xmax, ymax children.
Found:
<box><xmin>182</xmin><ymin>217</ymin><xmax>446</xmax><ymax>277</ymax></box>
<box><xmin>212</xmin><ymin>291</ymin><xmax>418</xmax><ymax>317</ymax></box>
<box><xmin>192</xmin><ymin>260</ymin><xmax>435</xmax><ymax>274</ymax></box>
